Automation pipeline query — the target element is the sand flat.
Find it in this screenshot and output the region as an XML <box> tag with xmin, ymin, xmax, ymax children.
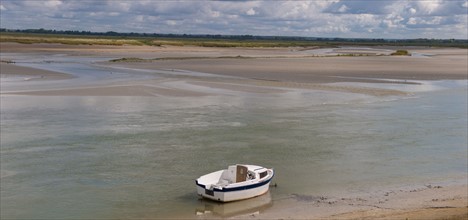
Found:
<box><xmin>108</xmin><ymin>55</ymin><xmax>467</xmax><ymax>83</ymax></box>
<box><xmin>242</xmin><ymin>184</ymin><xmax>467</xmax><ymax>219</ymax></box>
<box><xmin>3</xmin><ymin>42</ymin><xmax>466</xmax><ymax>84</ymax></box>
<box><xmin>1</xmin><ymin>44</ymin><xmax>466</xmax><ymax>96</ymax></box>
<box><xmin>1</xmin><ymin>63</ymin><xmax>73</xmax><ymax>81</ymax></box>
<box><xmin>3</xmin><ymin>42</ymin><xmax>467</xmax><ymax>78</ymax></box>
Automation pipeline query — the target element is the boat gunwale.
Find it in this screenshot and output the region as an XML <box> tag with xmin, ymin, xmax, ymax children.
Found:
<box><xmin>196</xmin><ymin>169</ymin><xmax>274</xmax><ymax>192</ymax></box>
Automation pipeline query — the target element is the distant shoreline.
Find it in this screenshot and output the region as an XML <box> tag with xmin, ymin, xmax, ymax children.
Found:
<box><xmin>1</xmin><ymin>31</ymin><xmax>467</xmax><ymax>48</ymax></box>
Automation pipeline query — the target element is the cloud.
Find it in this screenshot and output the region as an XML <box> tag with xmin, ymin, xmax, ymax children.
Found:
<box><xmin>337</xmin><ymin>5</ymin><xmax>348</xmax><ymax>13</ymax></box>
<box><xmin>246</xmin><ymin>8</ymin><xmax>256</xmax><ymax>16</ymax></box>
<box><xmin>166</xmin><ymin>20</ymin><xmax>178</xmax><ymax>26</ymax></box>
<box><xmin>44</xmin><ymin>0</ymin><xmax>62</xmax><ymax>8</ymax></box>
<box><xmin>406</xmin><ymin>16</ymin><xmax>458</xmax><ymax>28</ymax></box>
<box><xmin>0</xmin><ymin>0</ymin><xmax>466</xmax><ymax>39</ymax></box>
<box><xmin>324</xmin><ymin>1</ymin><xmax>391</xmax><ymax>14</ymax></box>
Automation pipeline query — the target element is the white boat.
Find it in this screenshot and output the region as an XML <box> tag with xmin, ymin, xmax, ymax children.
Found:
<box><xmin>195</xmin><ymin>164</ymin><xmax>274</xmax><ymax>202</ymax></box>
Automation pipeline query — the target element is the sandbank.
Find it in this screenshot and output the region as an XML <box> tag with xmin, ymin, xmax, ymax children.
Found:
<box><xmin>234</xmin><ymin>183</ymin><xmax>467</xmax><ymax>219</ymax></box>
<box><xmin>106</xmin><ymin>54</ymin><xmax>467</xmax><ymax>84</ymax></box>
<box><xmin>1</xmin><ymin>43</ymin><xmax>467</xmax><ymax>96</ymax></box>
<box><xmin>2</xmin><ymin>42</ymin><xmax>467</xmax><ymax>85</ymax></box>
<box><xmin>0</xmin><ymin>62</ymin><xmax>73</xmax><ymax>81</ymax></box>
<box><xmin>0</xmin><ymin>42</ymin><xmax>307</xmax><ymax>58</ymax></box>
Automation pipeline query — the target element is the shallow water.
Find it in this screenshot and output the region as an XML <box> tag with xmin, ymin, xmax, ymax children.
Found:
<box><xmin>303</xmin><ymin>46</ymin><xmax>393</xmax><ymax>56</ymax></box>
<box><xmin>0</xmin><ymin>53</ymin><xmax>157</xmax><ymax>92</ymax></box>
<box><xmin>1</xmin><ymin>54</ymin><xmax>467</xmax><ymax>219</ymax></box>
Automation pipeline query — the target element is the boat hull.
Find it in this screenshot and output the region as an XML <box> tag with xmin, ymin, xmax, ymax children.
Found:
<box><xmin>196</xmin><ymin>173</ymin><xmax>273</xmax><ymax>202</ymax></box>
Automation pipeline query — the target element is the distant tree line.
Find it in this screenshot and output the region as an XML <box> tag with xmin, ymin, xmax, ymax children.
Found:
<box><xmin>1</xmin><ymin>28</ymin><xmax>467</xmax><ymax>47</ymax></box>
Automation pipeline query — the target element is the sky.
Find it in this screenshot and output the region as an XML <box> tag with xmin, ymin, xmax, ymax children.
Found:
<box><xmin>0</xmin><ymin>0</ymin><xmax>467</xmax><ymax>39</ymax></box>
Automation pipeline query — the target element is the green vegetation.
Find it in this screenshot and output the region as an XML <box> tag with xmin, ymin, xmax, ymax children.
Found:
<box><xmin>0</xmin><ymin>32</ymin><xmax>145</xmax><ymax>46</ymax></box>
<box><xmin>1</xmin><ymin>29</ymin><xmax>467</xmax><ymax>48</ymax></box>
<box><xmin>147</xmin><ymin>39</ymin><xmax>337</xmax><ymax>48</ymax></box>
<box><xmin>0</xmin><ymin>32</ymin><xmax>335</xmax><ymax>47</ymax></box>
<box><xmin>391</xmin><ymin>50</ymin><xmax>410</xmax><ymax>56</ymax></box>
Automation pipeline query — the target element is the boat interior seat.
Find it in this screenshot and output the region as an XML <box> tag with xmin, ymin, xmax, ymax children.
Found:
<box><xmin>218</xmin><ymin>170</ymin><xmax>234</xmax><ymax>185</ymax></box>
<box><xmin>216</xmin><ymin>179</ymin><xmax>230</xmax><ymax>187</ymax></box>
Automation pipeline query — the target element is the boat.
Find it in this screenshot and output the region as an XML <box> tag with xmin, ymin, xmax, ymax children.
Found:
<box><xmin>195</xmin><ymin>164</ymin><xmax>274</xmax><ymax>202</ymax></box>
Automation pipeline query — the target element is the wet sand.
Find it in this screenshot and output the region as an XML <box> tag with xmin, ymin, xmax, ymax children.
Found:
<box><xmin>3</xmin><ymin>75</ymin><xmax>408</xmax><ymax>97</ymax></box>
<box><xmin>0</xmin><ymin>43</ymin><xmax>467</xmax><ymax>219</ymax></box>
<box><xmin>107</xmin><ymin>55</ymin><xmax>467</xmax><ymax>84</ymax></box>
<box><xmin>2</xmin><ymin>43</ymin><xmax>466</xmax><ymax>97</ymax></box>
<box><xmin>244</xmin><ymin>183</ymin><xmax>467</xmax><ymax>220</ymax></box>
<box><xmin>2</xmin><ymin>43</ymin><xmax>467</xmax><ymax>84</ymax></box>
<box><xmin>1</xmin><ymin>62</ymin><xmax>73</xmax><ymax>81</ymax></box>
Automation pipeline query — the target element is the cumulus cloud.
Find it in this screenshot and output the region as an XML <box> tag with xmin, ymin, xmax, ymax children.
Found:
<box><xmin>246</xmin><ymin>8</ymin><xmax>256</xmax><ymax>16</ymax></box>
<box><xmin>0</xmin><ymin>0</ymin><xmax>466</xmax><ymax>39</ymax></box>
<box><xmin>324</xmin><ymin>1</ymin><xmax>391</xmax><ymax>14</ymax></box>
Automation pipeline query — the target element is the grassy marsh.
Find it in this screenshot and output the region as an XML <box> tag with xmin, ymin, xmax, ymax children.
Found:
<box><xmin>3</xmin><ymin>32</ymin><xmax>466</xmax><ymax>48</ymax></box>
<box><xmin>0</xmin><ymin>32</ymin><xmax>331</xmax><ymax>47</ymax></box>
<box><xmin>0</xmin><ymin>33</ymin><xmax>145</xmax><ymax>46</ymax></box>
<box><xmin>391</xmin><ymin>50</ymin><xmax>410</xmax><ymax>56</ymax></box>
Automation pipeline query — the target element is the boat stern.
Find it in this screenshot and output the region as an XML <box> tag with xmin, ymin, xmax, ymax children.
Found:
<box><xmin>196</xmin><ymin>180</ymin><xmax>225</xmax><ymax>201</ymax></box>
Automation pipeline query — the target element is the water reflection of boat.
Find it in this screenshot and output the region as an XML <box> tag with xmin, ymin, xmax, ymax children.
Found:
<box><xmin>195</xmin><ymin>191</ymin><xmax>273</xmax><ymax>218</ymax></box>
<box><xmin>196</xmin><ymin>164</ymin><xmax>274</xmax><ymax>202</ymax></box>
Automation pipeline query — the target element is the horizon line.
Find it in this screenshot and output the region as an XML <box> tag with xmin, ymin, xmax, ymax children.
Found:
<box><xmin>2</xmin><ymin>28</ymin><xmax>467</xmax><ymax>41</ymax></box>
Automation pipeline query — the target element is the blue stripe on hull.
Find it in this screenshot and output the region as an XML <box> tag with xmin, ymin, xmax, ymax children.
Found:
<box><xmin>196</xmin><ymin>173</ymin><xmax>274</xmax><ymax>192</ymax></box>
